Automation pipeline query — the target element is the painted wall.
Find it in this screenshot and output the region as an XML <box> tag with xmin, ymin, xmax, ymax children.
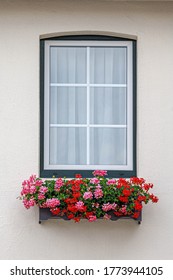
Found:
<box><xmin>0</xmin><ymin>0</ymin><xmax>173</xmax><ymax>260</ymax></box>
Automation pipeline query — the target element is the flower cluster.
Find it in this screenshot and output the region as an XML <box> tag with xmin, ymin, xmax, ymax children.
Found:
<box><xmin>20</xmin><ymin>170</ymin><xmax>158</xmax><ymax>222</ymax></box>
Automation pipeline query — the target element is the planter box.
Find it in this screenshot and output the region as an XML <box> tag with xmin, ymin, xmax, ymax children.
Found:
<box><xmin>39</xmin><ymin>208</ymin><xmax>142</xmax><ymax>224</ymax></box>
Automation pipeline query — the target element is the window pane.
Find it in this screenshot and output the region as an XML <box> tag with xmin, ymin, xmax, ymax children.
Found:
<box><xmin>90</xmin><ymin>128</ymin><xmax>127</xmax><ymax>165</ymax></box>
<box><xmin>90</xmin><ymin>47</ymin><xmax>126</xmax><ymax>84</ymax></box>
<box><xmin>50</xmin><ymin>87</ymin><xmax>87</xmax><ymax>124</ymax></box>
<box><xmin>50</xmin><ymin>128</ymin><xmax>87</xmax><ymax>165</ymax></box>
<box><xmin>90</xmin><ymin>87</ymin><xmax>126</xmax><ymax>125</ymax></box>
<box><xmin>50</xmin><ymin>47</ymin><xmax>87</xmax><ymax>84</ymax></box>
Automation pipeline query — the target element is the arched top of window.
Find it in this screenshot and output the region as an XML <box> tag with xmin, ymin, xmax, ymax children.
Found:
<box><xmin>40</xmin><ymin>31</ymin><xmax>137</xmax><ymax>41</ymax></box>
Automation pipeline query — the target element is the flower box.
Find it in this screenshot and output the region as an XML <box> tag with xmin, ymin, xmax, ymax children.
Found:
<box><xmin>39</xmin><ymin>208</ymin><xmax>142</xmax><ymax>224</ymax></box>
<box><xmin>19</xmin><ymin>170</ymin><xmax>158</xmax><ymax>224</ymax></box>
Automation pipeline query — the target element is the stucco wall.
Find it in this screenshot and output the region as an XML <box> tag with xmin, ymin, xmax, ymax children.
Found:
<box><xmin>0</xmin><ymin>0</ymin><xmax>173</xmax><ymax>260</ymax></box>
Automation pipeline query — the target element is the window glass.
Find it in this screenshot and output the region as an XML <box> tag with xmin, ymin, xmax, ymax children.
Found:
<box><xmin>50</xmin><ymin>87</ymin><xmax>87</xmax><ymax>124</ymax></box>
<box><xmin>90</xmin><ymin>47</ymin><xmax>126</xmax><ymax>84</ymax></box>
<box><xmin>50</xmin><ymin>47</ymin><xmax>87</xmax><ymax>84</ymax></box>
<box><xmin>90</xmin><ymin>87</ymin><xmax>126</xmax><ymax>125</ymax></box>
<box><xmin>50</xmin><ymin>127</ymin><xmax>87</xmax><ymax>165</ymax></box>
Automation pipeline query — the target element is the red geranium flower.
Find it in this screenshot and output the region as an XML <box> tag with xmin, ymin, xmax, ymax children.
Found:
<box><xmin>134</xmin><ymin>201</ymin><xmax>142</xmax><ymax>211</ymax></box>
<box><xmin>79</xmin><ymin>206</ymin><xmax>87</xmax><ymax>212</ymax></box>
<box><xmin>75</xmin><ymin>179</ymin><xmax>83</xmax><ymax>186</ymax></box>
<box><xmin>67</xmin><ymin>205</ymin><xmax>77</xmax><ymax>213</ymax></box>
<box><xmin>119</xmin><ymin>196</ymin><xmax>128</xmax><ymax>203</ymax></box>
<box><xmin>85</xmin><ymin>212</ymin><xmax>94</xmax><ymax>218</ymax></box>
<box><xmin>137</xmin><ymin>195</ymin><xmax>146</xmax><ymax>202</ymax></box>
<box><xmin>60</xmin><ymin>209</ymin><xmax>67</xmax><ymax>216</ymax></box>
<box><xmin>130</xmin><ymin>177</ymin><xmax>145</xmax><ymax>185</ymax></box>
<box><xmin>65</xmin><ymin>198</ymin><xmax>77</xmax><ymax>204</ymax></box>
<box><xmin>73</xmin><ymin>217</ymin><xmax>80</xmax><ymax>223</ymax></box>
<box><xmin>67</xmin><ymin>213</ymin><xmax>75</xmax><ymax>219</ymax></box>
<box><xmin>73</xmin><ymin>192</ymin><xmax>81</xmax><ymax>199</ymax></box>
<box><xmin>114</xmin><ymin>211</ymin><xmax>123</xmax><ymax>216</ymax></box>
<box><xmin>50</xmin><ymin>207</ymin><xmax>61</xmax><ymax>215</ymax></box>
<box><xmin>150</xmin><ymin>194</ymin><xmax>159</xmax><ymax>203</ymax></box>
<box><xmin>132</xmin><ymin>212</ymin><xmax>140</xmax><ymax>219</ymax></box>
<box><xmin>72</xmin><ymin>185</ymin><xmax>81</xmax><ymax>192</ymax></box>
<box><xmin>117</xmin><ymin>178</ymin><xmax>130</xmax><ymax>188</ymax></box>
<box><xmin>75</xmin><ymin>174</ymin><xmax>82</xmax><ymax>178</ymax></box>
<box><xmin>122</xmin><ymin>189</ymin><xmax>132</xmax><ymax>196</ymax></box>
<box><xmin>143</xmin><ymin>183</ymin><xmax>153</xmax><ymax>191</ymax></box>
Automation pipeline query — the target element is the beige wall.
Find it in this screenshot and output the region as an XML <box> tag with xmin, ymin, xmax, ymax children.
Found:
<box><xmin>0</xmin><ymin>0</ymin><xmax>173</xmax><ymax>260</ymax></box>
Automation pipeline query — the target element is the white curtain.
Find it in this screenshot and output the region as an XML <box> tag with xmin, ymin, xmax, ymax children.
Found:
<box><xmin>49</xmin><ymin>46</ymin><xmax>127</xmax><ymax>166</ymax></box>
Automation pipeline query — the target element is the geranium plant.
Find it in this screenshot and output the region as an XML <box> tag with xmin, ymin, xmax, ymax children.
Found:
<box><xmin>19</xmin><ymin>170</ymin><xmax>158</xmax><ymax>223</ymax></box>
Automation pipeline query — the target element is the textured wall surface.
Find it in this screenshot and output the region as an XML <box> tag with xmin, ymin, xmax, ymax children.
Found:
<box><xmin>0</xmin><ymin>0</ymin><xmax>173</xmax><ymax>260</ymax></box>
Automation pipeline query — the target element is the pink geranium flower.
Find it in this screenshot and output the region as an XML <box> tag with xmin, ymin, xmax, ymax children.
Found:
<box><xmin>45</xmin><ymin>198</ymin><xmax>60</xmax><ymax>208</ymax></box>
<box><xmin>111</xmin><ymin>203</ymin><xmax>117</xmax><ymax>210</ymax></box>
<box><xmin>21</xmin><ymin>185</ymin><xmax>30</xmax><ymax>195</ymax></box>
<box><xmin>102</xmin><ymin>203</ymin><xmax>112</xmax><ymax>212</ymax></box>
<box><xmin>88</xmin><ymin>215</ymin><xmax>97</xmax><ymax>222</ymax></box>
<box><xmin>30</xmin><ymin>185</ymin><xmax>37</xmax><ymax>194</ymax></box>
<box><xmin>75</xmin><ymin>201</ymin><xmax>85</xmax><ymax>211</ymax></box>
<box><xmin>39</xmin><ymin>186</ymin><xmax>48</xmax><ymax>194</ymax></box>
<box><xmin>22</xmin><ymin>180</ymin><xmax>29</xmax><ymax>187</ymax></box>
<box><xmin>92</xmin><ymin>170</ymin><xmax>107</xmax><ymax>177</ymax></box>
<box><xmin>94</xmin><ymin>188</ymin><xmax>103</xmax><ymax>199</ymax></box>
<box><xmin>90</xmin><ymin>178</ymin><xmax>100</xmax><ymax>185</ymax></box>
<box><xmin>102</xmin><ymin>203</ymin><xmax>117</xmax><ymax>212</ymax></box>
<box><xmin>83</xmin><ymin>191</ymin><xmax>93</xmax><ymax>200</ymax></box>
<box><xmin>35</xmin><ymin>180</ymin><xmax>43</xmax><ymax>187</ymax></box>
<box><xmin>55</xmin><ymin>178</ymin><xmax>64</xmax><ymax>191</ymax></box>
<box><xmin>107</xmin><ymin>179</ymin><xmax>116</xmax><ymax>185</ymax></box>
<box><xmin>28</xmin><ymin>175</ymin><xmax>37</xmax><ymax>185</ymax></box>
<box><xmin>121</xmin><ymin>206</ymin><xmax>127</xmax><ymax>214</ymax></box>
<box><xmin>38</xmin><ymin>194</ymin><xmax>45</xmax><ymax>200</ymax></box>
<box><xmin>23</xmin><ymin>198</ymin><xmax>35</xmax><ymax>209</ymax></box>
<box><xmin>103</xmin><ymin>214</ymin><xmax>111</xmax><ymax>220</ymax></box>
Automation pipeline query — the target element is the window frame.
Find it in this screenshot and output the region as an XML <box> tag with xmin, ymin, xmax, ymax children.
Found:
<box><xmin>40</xmin><ymin>35</ymin><xmax>137</xmax><ymax>178</ymax></box>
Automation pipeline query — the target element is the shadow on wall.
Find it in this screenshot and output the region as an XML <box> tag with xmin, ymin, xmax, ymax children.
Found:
<box><xmin>35</xmin><ymin>218</ymin><xmax>142</xmax><ymax>259</ymax></box>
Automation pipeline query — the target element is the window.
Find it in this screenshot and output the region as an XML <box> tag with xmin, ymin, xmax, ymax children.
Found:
<box><xmin>40</xmin><ymin>35</ymin><xmax>136</xmax><ymax>178</ymax></box>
